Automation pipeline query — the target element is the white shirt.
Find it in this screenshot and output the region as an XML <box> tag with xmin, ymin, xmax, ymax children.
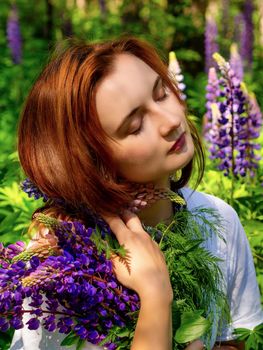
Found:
<box><xmin>10</xmin><ymin>189</ymin><xmax>263</xmax><ymax>349</ymax></box>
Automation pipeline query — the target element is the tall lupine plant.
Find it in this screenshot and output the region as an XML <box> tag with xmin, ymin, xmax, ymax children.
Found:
<box><xmin>230</xmin><ymin>43</ymin><xmax>244</xmax><ymax>82</ymax></box>
<box><xmin>168</xmin><ymin>51</ymin><xmax>186</xmax><ymax>100</ymax></box>
<box><xmin>221</xmin><ymin>0</ymin><xmax>230</xmax><ymax>38</ymax></box>
<box><xmin>204</xmin><ymin>18</ymin><xmax>219</xmax><ymax>73</ymax></box>
<box><xmin>204</xmin><ymin>67</ymin><xmax>219</xmax><ymax>136</ymax></box>
<box><xmin>240</xmin><ymin>0</ymin><xmax>254</xmax><ymax>72</ymax></box>
<box><xmin>205</xmin><ymin>53</ymin><xmax>262</xmax><ymax>204</ymax></box>
<box><xmin>7</xmin><ymin>5</ymin><xmax>22</xmax><ymax>64</ymax></box>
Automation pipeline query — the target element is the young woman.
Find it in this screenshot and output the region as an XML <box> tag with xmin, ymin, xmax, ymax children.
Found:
<box><xmin>10</xmin><ymin>37</ymin><xmax>262</xmax><ymax>350</ymax></box>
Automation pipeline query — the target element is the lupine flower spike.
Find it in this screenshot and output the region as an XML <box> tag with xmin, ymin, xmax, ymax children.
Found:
<box><xmin>230</xmin><ymin>43</ymin><xmax>244</xmax><ymax>82</ymax></box>
<box><xmin>204</xmin><ymin>18</ymin><xmax>219</xmax><ymax>73</ymax></box>
<box><xmin>204</xmin><ymin>67</ymin><xmax>219</xmax><ymax>138</ymax></box>
<box><xmin>7</xmin><ymin>5</ymin><xmax>22</xmax><ymax>64</ymax></box>
<box><xmin>20</xmin><ymin>178</ymin><xmax>48</xmax><ymax>202</ymax></box>
<box><xmin>168</xmin><ymin>51</ymin><xmax>186</xmax><ymax>100</ymax></box>
<box><xmin>205</xmin><ymin>53</ymin><xmax>261</xmax><ymax>178</ymax></box>
<box><xmin>240</xmin><ymin>0</ymin><xmax>254</xmax><ymax>72</ymax></box>
<box><xmin>127</xmin><ymin>182</ymin><xmax>186</xmax><ymax>213</ymax></box>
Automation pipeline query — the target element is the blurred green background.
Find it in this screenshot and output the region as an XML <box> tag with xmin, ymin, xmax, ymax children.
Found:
<box><xmin>0</xmin><ymin>0</ymin><xmax>262</xmax><ymax>348</ymax></box>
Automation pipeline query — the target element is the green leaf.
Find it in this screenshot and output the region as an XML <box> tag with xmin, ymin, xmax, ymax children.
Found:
<box><xmin>116</xmin><ymin>327</ymin><xmax>131</xmax><ymax>338</ymax></box>
<box><xmin>254</xmin><ymin>323</ymin><xmax>263</xmax><ymax>335</ymax></box>
<box><xmin>233</xmin><ymin>327</ymin><xmax>252</xmax><ymax>341</ymax></box>
<box><xmin>76</xmin><ymin>338</ymin><xmax>86</xmax><ymax>350</ymax></box>
<box><xmin>116</xmin><ymin>340</ymin><xmax>130</xmax><ymax>349</ymax></box>
<box><xmin>175</xmin><ymin>310</ymin><xmax>210</xmax><ymax>344</ymax></box>
<box><xmin>60</xmin><ymin>331</ymin><xmax>79</xmax><ymax>346</ymax></box>
<box><xmin>234</xmin><ymin>324</ymin><xmax>263</xmax><ymax>350</ymax></box>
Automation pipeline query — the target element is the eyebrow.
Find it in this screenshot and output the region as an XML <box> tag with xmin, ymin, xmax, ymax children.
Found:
<box><xmin>115</xmin><ymin>75</ymin><xmax>162</xmax><ymax>134</ymax></box>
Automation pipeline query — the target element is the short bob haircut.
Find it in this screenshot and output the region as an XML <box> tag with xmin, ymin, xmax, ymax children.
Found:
<box><xmin>18</xmin><ymin>36</ymin><xmax>204</xmax><ymax>217</ymax></box>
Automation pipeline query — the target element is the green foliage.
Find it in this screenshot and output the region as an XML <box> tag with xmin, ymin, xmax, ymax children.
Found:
<box><xmin>0</xmin><ymin>1</ymin><xmax>262</xmax><ymax>349</ymax></box>
<box><xmin>145</xmin><ymin>207</ymin><xmax>231</xmax><ymax>349</ymax></box>
<box><xmin>175</xmin><ymin>310</ymin><xmax>210</xmax><ymax>344</ymax></box>
<box><xmin>195</xmin><ymin>132</ymin><xmax>263</xmax><ymax>303</ymax></box>
<box><xmin>0</xmin><ymin>328</ymin><xmax>14</xmax><ymax>350</ymax></box>
<box><xmin>0</xmin><ymin>152</ymin><xmax>42</xmax><ymax>245</ymax></box>
<box><xmin>234</xmin><ymin>323</ymin><xmax>263</xmax><ymax>350</ymax></box>
<box><xmin>97</xmin><ymin>325</ymin><xmax>134</xmax><ymax>349</ymax></box>
<box><xmin>0</xmin><ymin>179</ymin><xmax>42</xmax><ymax>245</ymax></box>
<box><xmin>60</xmin><ymin>330</ymin><xmax>79</xmax><ymax>346</ymax></box>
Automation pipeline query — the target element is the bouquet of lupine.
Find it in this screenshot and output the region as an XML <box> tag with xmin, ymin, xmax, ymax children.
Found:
<box><xmin>0</xmin><ymin>180</ymin><xmax>230</xmax><ymax>350</ymax></box>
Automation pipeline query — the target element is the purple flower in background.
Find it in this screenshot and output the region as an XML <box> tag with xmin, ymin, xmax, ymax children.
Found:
<box><xmin>7</xmin><ymin>5</ymin><xmax>22</xmax><ymax>64</ymax></box>
<box><xmin>248</xmin><ymin>92</ymin><xmax>262</xmax><ymax>136</ymax></box>
<box><xmin>230</xmin><ymin>43</ymin><xmax>244</xmax><ymax>82</ymax></box>
<box><xmin>203</xmin><ymin>67</ymin><xmax>219</xmax><ymax>138</ymax></box>
<box><xmin>222</xmin><ymin>0</ymin><xmax>230</xmax><ymax>37</ymax></box>
<box><xmin>205</xmin><ymin>53</ymin><xmax>261</xmax><ymax>178</ymax></box>
<box><xmin>168</xmin><ymin>51</ymin><xmax>186</xmax><ymax>100</ymax></box>
<box><xmin>240</xmin><ymin>0</ymin><xmax>254</xmax><ymax>71</ymax></box>
<box><xmin>205</xmin><ymin>18</ymin><xmax>219</xmax><ymax>73</ymax></box>
<box><xmin>98</xmin><ymin>0</ymin><xmax>107</xmax><ymax>17</ymax></box>
<box><xmin>233</xmin><ymin>13</ymin><xmax>244</xmax><ymax>46</ymax></box>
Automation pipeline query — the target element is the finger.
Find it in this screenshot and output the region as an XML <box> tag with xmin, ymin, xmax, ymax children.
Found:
<box><xmin>102</xmin><ymin>215</ymin><xmax>128</xmax><ymax>243</ymax></box>
<box><xmin>213</xmin><ymin>346</ymin><xmax>237</xmax><ymax>350</ymax></box>
<box><xmin>121</xmin><ymin>210</ymin><xmax>144</xmax><ymax>232</ymax></box>
<box><xmin>185</xmin><ymin>340</ymin><xmax>205</xmax><ymax>350</ymax></box>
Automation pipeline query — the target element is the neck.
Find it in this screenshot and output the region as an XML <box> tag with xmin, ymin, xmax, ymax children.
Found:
<box><xmin>138</xmin><ymin>198</ymin><xmax>174</xmax><ymax>227</ymax></box>
<box><xmin>137</xmin><ymin>176</ymin><xmax>173</xmax><ymax>227</ymax></box>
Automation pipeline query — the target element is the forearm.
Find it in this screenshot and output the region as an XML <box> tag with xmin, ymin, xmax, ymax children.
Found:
<box><xmin>131</xmin><ymin>297</ymin><xmax>173</xmax><ymax>350</ymax></box>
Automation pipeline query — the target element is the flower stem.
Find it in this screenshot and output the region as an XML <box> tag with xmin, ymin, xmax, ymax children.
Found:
<box><xmin>158</xmin><ymin>220</ymin><xmax>175</xmax><ymax>248</ymax></box>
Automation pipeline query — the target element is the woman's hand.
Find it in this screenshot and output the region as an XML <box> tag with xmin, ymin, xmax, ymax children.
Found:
<box><xmin>105</xmin><ymin>211</ymin><xmax>207</xmax><ymax>350</ymax></box>
<box><xmin>184</xmin><ymin>340</ymin><xmax>205</xmax><ymax>349</ymax></box>
<box><xmin>104</xmin><ymin>210</ymin><xmax>173</xmax><ymax>302</ymax></box>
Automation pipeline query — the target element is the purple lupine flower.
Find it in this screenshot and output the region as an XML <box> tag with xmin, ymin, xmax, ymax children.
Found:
<box><xmin>203</xmin><ymin>67</ymin><xmax>219</xmax><ymax>138</ymax></box>
<box><xmin>0</xmin><ymin>215</ymin><xmax>141</xmax><ymax>349</ymax></box>
<box><xmin>230</xmin><ymin>43</ymin><xmax>244</xmax><ymax>82</ymax></box>
<box><xmin>242</xmin><ymin>89</ymin><xmax>263</xmax><ymax>176</ymax></box>
<box><xmin>205</xmin><ymin>53</ymin><xmax>261</xmax><ymax>178</ymax></box>
<box><xmin>168</xmin><ymin>51</ymin><xmax>186</xmax><ymax>100</ymax></box>
<box><xmin>248</xmin><ymin>92</ymin><xmax>262</xmax><ymax>136</ymax></box>
<box><xmin>233</xmin><ymin>13</ymin><xmax>244</xmax><ymax>46</ymax></box>
<box><xmin>98</xmin><ymin>0</ymin><xmax>107</xmax><ymax>17</ymax></box>
<box><xmin>222</xmin><ymin>0</ymin><xmax>230</xmax><ymax>37</ymax></box>
<box><xmin>20</xmin><ymin>178</ymin><xmax>49</xmax><ymax>202</ymax></box>
<box><xmin>5</xmin><ymin>241</ymin><xmax>26</xmax><ymax>259</ymax></box>
<box><xmin>7</xmin><ymin>5</ymin><xmax>22</xmax><ymax>64</ymax></box>
<box><xmin>204</xmin><ymin>18</ymin><xmax>219</xmax><ymax>73</ymax></box>
<box><xmin>240</xmin><ymin>0</ymin><xmax>254</xmax><ymax>71</ymax></box>
<box><xmin>26</xmin><ymin>318</ymin><xmax>40</xmax><ymax>330</ymax></box>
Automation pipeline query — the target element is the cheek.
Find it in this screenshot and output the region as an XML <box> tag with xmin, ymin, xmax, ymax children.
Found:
<box><xmin>116</xmin><ymin>139</ymin><xmax>157</xmax><ymax>165</ymax></box>
<box><xmin>112</xmin><ymin>138</ymin><xmax>162</xmax><ymax>179</ymax></box>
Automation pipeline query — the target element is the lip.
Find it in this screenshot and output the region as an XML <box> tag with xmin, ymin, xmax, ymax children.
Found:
<box><xmin>168</xmin><ymin>132</ymin><xmax>186</xmax><ymax>153</ymax></box>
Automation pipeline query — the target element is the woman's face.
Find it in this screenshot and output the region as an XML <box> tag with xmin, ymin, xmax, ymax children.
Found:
<box><xmin>96</xmin><ymin>54</ymin><xmax>195</xmax><ymax>187</ymax></box>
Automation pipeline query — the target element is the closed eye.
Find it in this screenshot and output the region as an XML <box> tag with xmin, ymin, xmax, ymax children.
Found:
<box><xmin>156</xmin><ymin>81</ymin><xmax>170</xmax><ymax>102</ymax></box>
<box><xmin>130</xmin><ymin>116</ymin><xmax>144</xmax><ymax>136</ymax></box>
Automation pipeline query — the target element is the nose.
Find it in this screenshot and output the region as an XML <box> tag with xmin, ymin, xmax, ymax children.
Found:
<box><xmin>154</xmin><ymin>104</ymin><xmax>181</xmax><ymax>137</ymax></box>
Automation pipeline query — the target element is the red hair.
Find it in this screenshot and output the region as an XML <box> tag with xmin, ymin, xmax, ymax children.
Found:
<box><xmin>18</xmin><ymin>36</ymin><xmax>204</xmax><ymax>217</ymax></box>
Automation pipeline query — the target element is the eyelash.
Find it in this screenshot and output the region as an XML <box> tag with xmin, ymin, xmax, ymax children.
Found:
<box><xmin>130</xmin><ymin>85</ymin><xmax>169</xmax><ymax>136</ymax></box>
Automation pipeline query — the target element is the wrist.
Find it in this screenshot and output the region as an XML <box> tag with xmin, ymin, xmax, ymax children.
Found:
<box><xmin>139</xmin><ymin>291</ymin><xmax>173</xmax><ymax>306</ymax></box>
